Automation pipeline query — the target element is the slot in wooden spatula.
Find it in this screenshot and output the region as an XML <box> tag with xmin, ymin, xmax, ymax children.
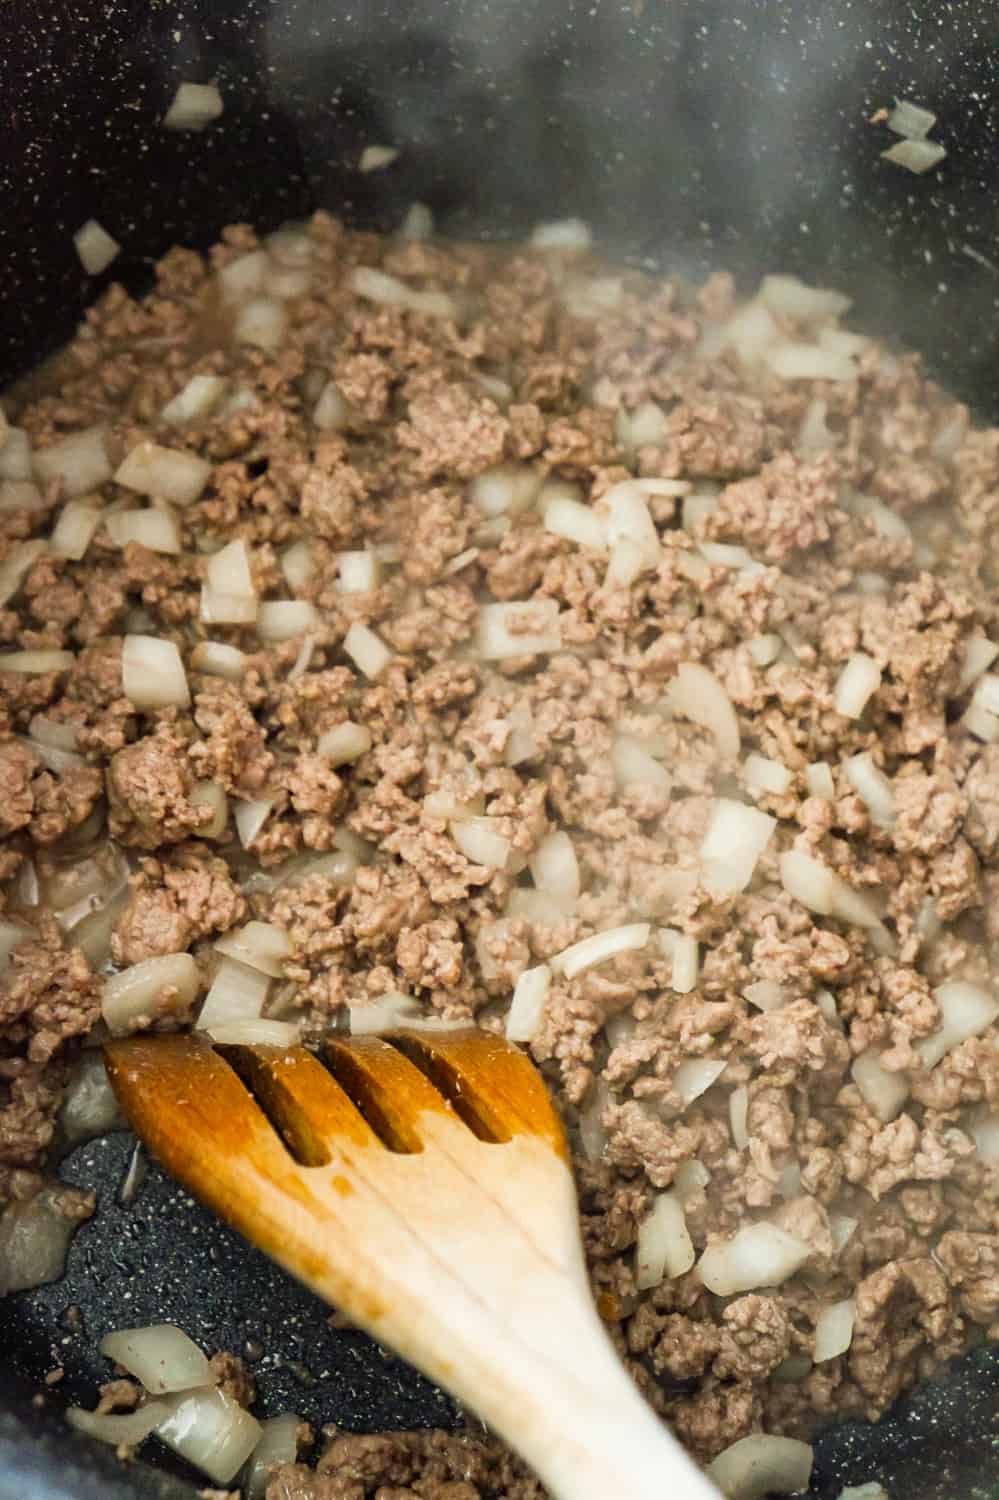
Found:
<box><xmin>104</xmin><ymin>1029</ymin><xmax>718</xmax><ymax>1500</ymax></box>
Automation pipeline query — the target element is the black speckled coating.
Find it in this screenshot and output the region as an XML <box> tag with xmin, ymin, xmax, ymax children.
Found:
<box><xmin>4</xmin><ymin>1</ymin><xmax>999</xmax><ymax>1495</ymax></box>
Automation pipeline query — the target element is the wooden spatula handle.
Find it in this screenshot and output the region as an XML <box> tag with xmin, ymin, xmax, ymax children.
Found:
<box><xmin>462</xmin><ymin>1289</ymin><xmax>719</xmax><ymax>1500</ymax></box>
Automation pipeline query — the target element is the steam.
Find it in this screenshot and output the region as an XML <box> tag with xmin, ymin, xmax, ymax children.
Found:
<box><xmin>261</xmin><ymin>0</ymin><xmax>999</xmax><ymax>410</ymax></box>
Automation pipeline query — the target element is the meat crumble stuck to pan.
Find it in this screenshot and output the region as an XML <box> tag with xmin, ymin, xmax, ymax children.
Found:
<box><xmin>1</xmin><ymin>207</ymin><xmax>999</xmax><ymax>1498</ymax></box>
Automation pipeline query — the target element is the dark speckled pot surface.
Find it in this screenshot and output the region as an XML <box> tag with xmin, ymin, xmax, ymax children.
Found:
<box><xmin>3</xmin><ymin>2</ymin><xmax>999</xmax><ymax>1496</ymax></box>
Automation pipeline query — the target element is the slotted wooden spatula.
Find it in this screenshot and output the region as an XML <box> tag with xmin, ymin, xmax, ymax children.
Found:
<box><xmin>104</xmin><ymin>1029</ymin><xmax>718</xmax><ymax>1500</ymax></box>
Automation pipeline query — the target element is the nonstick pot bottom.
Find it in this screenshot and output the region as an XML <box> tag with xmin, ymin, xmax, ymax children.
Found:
<box><xmin>3</xmin><ymin>1130</ymin><xmax>999</xmax><ymax>1500</ymax></box>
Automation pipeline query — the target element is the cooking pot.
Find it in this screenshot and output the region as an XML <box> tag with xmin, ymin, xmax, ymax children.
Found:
<box><xmin>3</xmin><ymin>2</ymin><xmax>999</xmax><ymax>1497</ymax></box>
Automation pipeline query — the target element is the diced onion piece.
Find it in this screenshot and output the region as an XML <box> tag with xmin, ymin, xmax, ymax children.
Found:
<box><xmin>0</xmin><ymin>429</ymin><xmax>32</xmax><ymax>485</ymax></box>
<box><xmin>122</xmin><ymin>634</ymin><xmax>190</xmax><ymax>710</ymax></box>
<box><xmin>700</xmin><ymin>541</ymin><xmax>762</xmax><ymax>572</ymax></box>
<box><xmin>105</xmin><ymin>508</ymin><xmax>181</xmax><ymax>555</ymax></box>
<box><xmin>0</xmin><ymin>538</ymin><xmax>45</xmax><ymax>606</ymax></box>
<box><xmin>813</xmin><ymin>1300</ymin><xmax>856</xmax><ymax>1364</ymax></box>
<box><xmin>837</xmin><ymin>1486</ymin><xmax>890</xmax><ymax>1500</ymax></box>
<box><xmin>215</xmin><ymin>921</ymin><xmax>293</xmax><ymax>978</ymax></box>
<box><xmin>529</xmin><ymin>831</ymin><xmax>580</xmax><ymax>909</ymax></box>
<box><xmin>348</xmin><ymin>991</ymin><xmax>464</xmax><ymax>1036</ymax></box>
<box><xmin>115</xmin><ymin>442</ymin><xmax>210</xmax><ymax>507</ymax></box>
<box><xmin>829</xmin><ymin>1215</ymin><xmax>858</xmax><ymax>1255</ymax></box>
<box><xmin>973</xmin><ymin>673</ymin><xmax>999</xmax><ymax>717</ymax></box>
<box><xmin>759</xmin><ymin>274</ymin><xmax>851</xmax><ymax>323</ymax></box>
<box><xmin>337</xmin><ymin>549</ymin><xmax>381</xmax><ymax>593</ymax></box>
<box><xmin>358</xmin><ymin>143</ymin><xmax>399</xmax><ymax>171</ymax></box>
<box><xmin>743</xmin><ymin>980</ymin><xmax>787</xmax><ymax>1013</ymax></box>
<box><xmin>612</xmin><ymin>734</ymin><xmax>671</xmax><ymax>791</ymax></box>
<box><xmin>162</xmin><ymin>374</ymin><xmax>228</xmax><ymax>425</ymax></box>
<box><xmin>190</xmin><ymin>781</ymin><xmax>228</xmax><ymax>839</ymax></box>
<box><xmin>748</xmin><ymin>633</ymin><xmax>782</xmax><ymax>667</ymax></box>
<box><xmin>768</xmin><ymin>342</ymin><xmax>857</xmax><ymax>382</ymax></box>
<box><xmin>960</xmin><ymin>637</ymin><xmax>999</xmax><ymax>691</ymax></box>
<box><xmin>19</xmin><ymin>733</ymin><xmax>83</xmax><ymax>775</ymax></box>
<box><xmin>720</xmin><ymin>301</ymin><xmax>781</xmax><ymax>365</ymax></box>
<box><xmin>806</xmin><ymin>762</ymin><xmax>835</xmax><ymax>799</ymax></box>
<box><xmin>155</xmin><ymin>1387</ymin><xmax>261</xmax><ymax>1484</ymax></box>
<box><xmin>669</xmin><ymin>662</ymin><xmax>741</xmax><ymax>759</ymax></box>
<box><xmin>887</xmin><ymin>99</ymin><xmax>937</xmax><ymax>138</ymax></box>
<box><xmin>601</xmin><ymin>482</ymin><xmax>661</xmax><ymax>571</ymax></box>
<box><xmin>162</xmin><ymin>80</ymin><xmax>223</xmax><ymax>131</ymax></box>
<box><xmin>35</xmin><ymin>722</ymin><xmax>91</xmax><ymax>777</ymax></box>
<box><xmin>708</xmin><ymin>1434</ymin><xmax>814</xmax><ymax>1500</ymax></box>
<box><xmin>257</xmin><ymin>600</ymin><xmax>317</xmax><ymax>642</ymax></box>
<box><xmin>673</xmin><ymin>1159</ymin><xmax>711</xmax><ymax>1205</ymax></box>
<box><xmin>0</xmin><ymin>920</ymin><xmax>30</xmax><ymax>970</ymax></box>
<box><xmin>605</xmin><ymin>538</ymin><xmax>650</xmax><ymax>588</ymax></box>
<box><xmin>673</xmin><ymin>1058</ymin><xmax>726</xmax><ymax>1107</ymax></box>
<box><xmin>100</xmin><ymin>1325</ymin><xmax>211</xmax><ymax>1394</ymax></box>
<box><xmin>343</xmin><ymin>620</ymin><xmax>392</xmax><ymax>678</ymax></box>
<box><xmin>503</xmin><ymin>701</ymin><xmax>539</xmax><ymax>766</ymax></box>
<box><xmin>963</xmin><ymin>702</ymin><xmax>999</xmax><ymax>742</ymax></box>
<box><xmin>245</xmin><ymin>1413</ymin><xmax>303</xmax><ymax>1500</ymax></box>
<box><xmin>218</xmin><ymin>250</ymin><xmax>268</xmax><ymax>303</ymax></box>
<box><xmin>659</xmin><ymin>929</ymin><xmax>699</xmax><ymax>993</ymax></box>
<box><xmin>103</xmin><ymin>953</ymin><xmax>199</xmax><ymax>1035</ymax></box>
<box><xmin>700</xmin><ymin>799</ymin><xmax>775</xmax><ymax>898</ymax></box>
<box><xmin>918</xmin><ymin>981</ymin><xmax>999</xmax><ymax>1069</ymax></box>
<box><xmin>281</xmin><ymin>540</ymin><xmax>313</xmax><ymax>593</ymax></box>
<box><xmin>0</xmin><ymin>649</ymin><xmax>74</xmax><ymax>674</ymax></box>
<box><xmin>48</xmin><ymin>1065</ymin><xmax>108</xmax><ymax>1155</ymax></box>
<box><xmin>401</xmin><ymin>202</ymin><xmax>433</xmax><ymax>240</ymax></box>
<box><xmin>197</xmin><ymin>956</ymin><xmax>270</xmax><ymax>1030</ymax></box>
<box><xmin>451</xmin><ymin>817</ymin><xmax>511</xmax><ymax>869</ymax></box>
<box><xmin>0</xmin><ymin>479</ymin><xmax>44</xmax><ymax>512</ymax></box>
<box><xmin>730</xmin><ymin>1085</ymin><xmax>749</xmax><ymax>1149</ymax></box>
<box><xmin>35</xmin><ymin>426</ymin><xmax>111</xmax><ymax>497</ymax></box>
<box><xmin>797</xmin><ymin>398</ymin><xmax>834</xmax><ymax>453</ymax></box>
<box><xmin>551</xmin><ymin>923</ymin><xmax>650</xmax><ymax>981</ymax></box>
<box><xmin>635</xmin><ymin>1191</ymin><xmax>694</xmax><ymax>1289</ymax></box>
<box><xmin>698</xmin><ymin>1222</ymin><xmax>811</xmax><ymax>1295</ymax></box>
<box><xmin>351</xmin><ymin>266</ymin><xmax>458</xmax><ymax>320</ymax></box>
<box><xmin>234</xmin><ymin>296</ymin><xmax>287</xmax><ymax>351</ymax></box>
<box><xmin>470</xmin><ymin>464</ymin><xmax>541</xmax><ymax>516</ymax></box>
<box><xmin>682</xmin><ymin>489</ymin><xmax>719</xmax><ymax>531</ymax></box>
<box><xmin>971</xmin><ymin>1112</ymin><xmax>999</xmax><ymax>1163</ymax></box>
<box><xmin>780</xmin><ymin>850</ymin><xmax>884</xmax><ymax>931</ymax></box>
<box><xmin>267</xmin><ymin>265</ymin><xmax>311</xmax><ymax>300</ymax></box>
<box><xmin>191</xmin><ymin>641</ymin><xmax>246</xmax><ymax>680</ymax></box>
<box><xmin>313</xmin><ymin>380</ymin><xmax>350</xmax><ymax>431</ymax></box>
<box><xmin>477</xmin><ymin>600</ymin><xmax>562</xmax><ymax>660</ymax></box>
<box><xmin>505</xmin><ymin>888</ymin><xmax>568</xmax><ymax>924</ymax></box>
<box><xmin>74</xmin><ymin>219</ymin><xmax>120</xmax><ymax>275</ymax></box>
<box><xmin>779</xmin><ymin>1163</ymin><xmax>802</xmax><ymax>1200</ymax></box>
<box><xmin>882</xmin><ymin>138</ymin><xmax>947</xmax><ymax>173</ymax></box>
<box><xmin>850</xmin><ymin>1050</ymin><xmax>910</xmax><ymax>1123</ymax></box>
<box><xmin>206</xmin><ymin>1019</ymin><xmax>301</xmax><ymax>1046</ymax></box>
<box><xmin>505</xmin><ymin>965</ymin><xmax>552</xmax><ymax>1043</ymax></box>
<box><xmin>205</xmin><ymin>539</ymin><xmax>254</xmax><ymax>604</ymax></box>
<box><xmin>844</xmin><ymin>751</ymin><xmax>895</xmax><ymax>828</ymax></box>
<box><xmin>68</xmin><ymin>1400</ymin><xmax>171</xmax><ymax>1448</ymax></box>
<box><xmin>235</xmin><ymin>798</ymin><xmax>273</xmax><ymax>849</ymax></box>
<box><xmin>744</xmin><ymin>753</ymin><xmax>792</xmax><ymax>796</ymax></box>
<box><xmin>530</xmin><ymin>218</ymin><xmax>592</xmax><ymax>251</ymax></box>
<box><xmin>542</xmin><ymin>494</ymin><xmax>608</xmax><ymax>550</ymax></box>
<box><xmin>317</xmin><ymin>721</ymin><xmax>371</xmax><ymax>766</ymax></box>
<box><xmin>617</xmin><ymin>400</ymin><xmax>667</xmax><ymax>451</ymax></box>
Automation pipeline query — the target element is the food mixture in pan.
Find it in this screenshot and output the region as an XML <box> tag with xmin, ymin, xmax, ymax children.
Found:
<box><xmin>2</xmin><ymin>209</ymin><xmax>999</xmax><ymax>1498</ymax></box>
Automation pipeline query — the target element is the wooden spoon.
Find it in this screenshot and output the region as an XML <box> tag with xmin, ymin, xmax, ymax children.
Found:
<box><xmin>104</xmin><ymin>1029</ymin><xmax>718</xmax><ymax>1500</ymax></box>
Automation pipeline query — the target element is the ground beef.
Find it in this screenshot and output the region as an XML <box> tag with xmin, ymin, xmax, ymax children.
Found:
<box><xmin>5</xmin><ymin>216</ymin><xmax>999</xmax><ymax>1496</ymax></box>
<box><xmin>209</xmin><ymin>1351</ymin><xmax>257</xmax><ymax>1409</ymax></box>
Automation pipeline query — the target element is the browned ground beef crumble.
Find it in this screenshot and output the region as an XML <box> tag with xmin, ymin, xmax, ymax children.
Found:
<box><xmin>2</xmin><ymin>212</ymin><xmax>999</xmax><ymax>1495</ymax></box>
